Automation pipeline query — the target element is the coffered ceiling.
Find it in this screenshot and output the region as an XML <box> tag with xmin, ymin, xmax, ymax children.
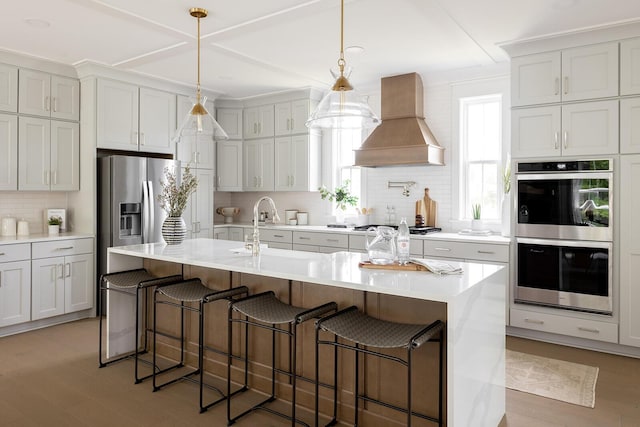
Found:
<box><xmin>1</xmin><ymin>0</ymin><xmax>639</xmax><ymax>98</ymax></box>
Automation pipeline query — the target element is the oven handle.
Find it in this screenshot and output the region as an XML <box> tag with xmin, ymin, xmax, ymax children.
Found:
<box><xmin>516</xmin><ymin>172</ymin><xmax>613</xmax><ymax>181</ymax></box>
<box><xmin>516</xmin><ymin>237</ymin><xmax>612</xmax><ymax>250</ymax></box>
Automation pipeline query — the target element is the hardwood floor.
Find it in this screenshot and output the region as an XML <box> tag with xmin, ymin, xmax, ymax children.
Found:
<box><xmin>1</xmin><ymin>318</ymin><xmax>640</xmax><ymax>426</ymax></box>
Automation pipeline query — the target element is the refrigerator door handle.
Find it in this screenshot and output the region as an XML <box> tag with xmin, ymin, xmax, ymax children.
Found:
<box><xmin>148</xmin><ymin>180</ymin><xmax>155</xmax><ymax>240</ymax></box>
<box><xmin>142</xmin><ymin>181</ymin><xmax>150</xmax><ymax>242</ymax></box>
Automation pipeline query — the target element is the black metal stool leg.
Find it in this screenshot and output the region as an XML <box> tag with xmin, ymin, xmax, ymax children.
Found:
<box><xmin>354</xmin><ymin>342</ymin><xmax>359</xmax><ymax>426</ymax></box>
<box><xmin>407</xmin><ymin>347</ymin><xmax>413</xmax><ymax>427</ymax></box>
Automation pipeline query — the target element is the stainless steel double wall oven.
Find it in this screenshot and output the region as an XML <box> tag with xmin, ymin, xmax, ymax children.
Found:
<box><xmin>515</xmin><ymin>159</ymin><xmax>613</xmax><ymax>314</ymax></box>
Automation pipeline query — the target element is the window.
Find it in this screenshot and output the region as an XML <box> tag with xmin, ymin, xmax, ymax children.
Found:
<box><xmin>459</xmin><ymin>94</ymin><xmax>502</xmax><ymax>220</ymax></box>
<box><xmin>331</xmin><ymin>128</ymin><xmax>363</xmax><ymax>213</ymax></box>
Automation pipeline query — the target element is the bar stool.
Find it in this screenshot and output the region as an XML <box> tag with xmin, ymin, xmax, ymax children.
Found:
<box><xmin>314</xmin><ymin>306</ymin><xmax>445</xmax><ymax>427</ymax></box>
<box><xmin>227</xmin><ymin>290</ymin><xmax>337</xmax><ymax>426</ymax></box>
<box><xmin>98</xmin><ymin>268</ymin><xmax>183</xmax><ymax>383</ymax></box>
<box><xmin>152</xmin><ymin>278</ymin><xmax>249</xmax><ymax>413</ymax></box>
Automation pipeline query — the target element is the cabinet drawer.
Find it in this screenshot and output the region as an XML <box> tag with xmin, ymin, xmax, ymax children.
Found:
<box><xmin>349</xmin><ymin>235</ymin><xmax>422</xmax><ymax>255</ymax></box>
<box><xmin>510</xmin><ymin>308</ymin><xmax>618</xmax><ymax>343</ymax></box>
<box><xmin>260</xmin><ymin>229</ymin><xmax>292</xmax><ymax>244</ymax></box>
<box><xmin>424</xmin><ymin>240</ymin><xmax>508</xmax><ymax>263</ymax></box>
<box><xmin>293</xmin><ymin>231</ymin><xmax>348</xmax><ymax>249</ymax></box>
<box><xmin>0</xmin><ymin>243</ymin><xmax>30</xmax><ymax>262</ymax></box>
<box><xmin>32</xmin><ymin>238</ymin><xmax>93</xmax><ymax>259</ymax></box>
<box><xmin>266</xmin><ymin>242</ymin><xmax>292</xmax><ymax>250</ymax></box>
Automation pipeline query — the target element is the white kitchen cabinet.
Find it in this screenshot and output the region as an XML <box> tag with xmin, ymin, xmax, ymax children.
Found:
<box><xmin>511</xmin><ymin>101</ymin><xmax>618</xmax><ymax>158</ymax></box>
<box><xmin>31</xmin><ymin>239</ymin><xmax>93</xmax><ymax>321</ymax></box>
<box><xmin>18</xmin><ymin>117</ymin><xmax>79</xmax><ymax>191</ymax></box>
<box><xmin>274</xmin><ymin>99</ymin><xmax>309</xmax><ymax>136</ymax></box>
<box><xmin>349</xmin><ymin>234</ymin><xmax>422</xmax><ymax>256</ymax></box>
<box><xmin>213</xmin><ymin>228</ymin><xmax>229</xmax><ymax>240</ymax></box>
<box><xmin>216</xmin><ymin>108</ymin><xmax>243</xmax><ymax>140</ymax></box>
<box><xmin>176</xmin><ymin>94</ymin><xmax>215</xmax><ymax>169</ymax></box>
<box><xmin>423</xmin><ymin>239</ymin><xmax>509</xmax><ymax>264</ymax></box>
<box><xmin>216</xmin><ymin>140</ymin><xmax>243</xmax><ymax>191</ymax></box>
<box><xmin>621</xmin><ymin>98</ymin><xmax>640</xmax><ymax>154</ymax></box>
<box><xmin>243</xmin><ymin>138</ymin><xmax>274</xmax><ymax>191</ymax></box>
<box><xmin>0</xmin><ymin>64</ymin><xmax>18</xmax><ymax>113</ymax></box>
<box><xmin>0</xmin><ymin>113</ymin><xmax>17</xmax><ymax>190</ymax></box>
<box><xmin>511</xmin><ymin>42</ymin><xmax>618</xmax><ymax>107</ymax></box>
<box><xmin>619</xmin><ymin>155</ymin><xmax>640</xmax><ymax>347</ymax></box>
<box><xmin>260</xmin><ymin>229</ymin><xmax>292</xmax><ymax>250</ymax></box>
<box><xmin>182</xmin><ymin>168</ymin><xmax>214</xmax><ymax>239</ymax></box>
<box><xmin>244</xmin><ymin>105</ymin><xmax>274</xmax><ymax>139</ymax></box>
<box><xmin>274</xmin><ymin>132</ymin><xmax>321</xmax><ymax>192</ymax></box>
<box><xmin>97</xmin><ymin>79</ymin><xmax>175</xmax><ymax>154</ymax></box>
<box><xmin>0</xmin><ymin>243</ymin><xmax>31</xmax><ymax>328</ymax></box>
<box><xmin>19</xmin><ymin>70</ymin><xmax>79</xmax><ymax>121</ymax></box>
<box><xmin>621</xmin><ymin>38</ymin><xmax>640</xmax><ymax>96</ymax></box>
<box><xmin>228</xmin><ymin>227</ymin><xmax>247</xmax><ymax>242</ymax></box>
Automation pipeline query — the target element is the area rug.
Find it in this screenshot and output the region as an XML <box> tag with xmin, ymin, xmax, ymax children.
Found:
<box><xmin>506</xmin><ymin>349</ymin><xmax>599</xmax><ymax>408</ymax></box>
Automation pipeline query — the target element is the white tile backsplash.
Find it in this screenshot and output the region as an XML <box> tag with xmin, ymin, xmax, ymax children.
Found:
<box><xmin>0</xmin><ymin>192</ymin><xmax>68</xmax><ymax>234</ymax></box>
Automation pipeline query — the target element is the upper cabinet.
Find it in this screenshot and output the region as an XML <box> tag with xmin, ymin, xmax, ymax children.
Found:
<box><xmin>621</xmin><ymin>98</ymin><xmax>640</xmax><ymax>154</ymax></box>
<box><xmin>244</xmin><ymin>105</ymin><xmax>274</xmax><ymax>139</ymax></box>
<box><xmin>243</xmin><ymin>138</ymin><xmax>274</xmax><ymax>191</ymax></box>
<box><xmin>0</xmin><ymin>113</ymin><xmax>17</xmax><ymax>190</ymax></box>
<box><xmin>175</xmin><ymin>94</ymin><xmax>215</xmax><ymax>169</ymax></box>
<box><xmin>18</xmin><ymin>117</ymin><xmax>79</xmax><ymax>191</ymax></box>
<box><xmin>511</xmin><ymin>42</ymin><xmax>619</xmax><ymax>107</ymax></box>
<box><xmin>96</xmin><ymin>79</ymin><xmax>175</xmax><ymax>154</ymax></box>
<box><xmin>274</xmin><ymin>100</ymin><xmax>310</xmax><ymax>136</ymax></box>
<box><xmin>0</xmin><ymin>64</ymin><xmax>18</xmax><ymax>113</ymax></box>
<box><xmin>621</xmin><ymin>37</ymin><xmax>640</xmax><ymax>96</ymax></box>
<box><xmin>512</xmin><ymin>101</ymin><xmax>619</xmax><ymax>158</ymax></box>
<box><xmin>216</xmin><ymin>108</ymin><xmax>243</xmax><ymax>140</ymax></box>
<box><xmin>216</xmin><ymin>140</ymin><xmax>243</xmax><ymax>191</ymax></box>
<box><xmin>274</xmin><ymin>132</ymin><xmax>320</xmax><ymax>191</ymax></box>
<box><xmin>19</xmin><ymin>70</ymin><xmax>79</xmax><ymax>121</ymax></box>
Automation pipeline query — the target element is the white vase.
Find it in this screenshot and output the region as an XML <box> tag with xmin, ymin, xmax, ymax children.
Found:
<box><xmin>48</xmin><ymin>225</ymin><xmax>59</xmax><ymax>235</ymax></box>
<box><xmin>501</xmin><ymin>195</ymin><xmax>511</xmax><ymax>237</ymax></box>
<box><xmin>161</xmin><ymin>216</ymin><xmax>186</xmax><ymax>245</ymax></box>
<box><xmin>471</xmin><ymin>219</ymin><xmax>483</xmax><ymax>231</ymax></box>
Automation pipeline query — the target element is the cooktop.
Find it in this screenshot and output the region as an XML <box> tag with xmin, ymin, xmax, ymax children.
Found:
<box><xmin>352</xmin><ymin>224</ymin><xmax>441</xmax><ymax>235</ymax></box>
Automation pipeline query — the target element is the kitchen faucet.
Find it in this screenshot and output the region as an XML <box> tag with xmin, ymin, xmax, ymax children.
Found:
<box><xmin>251</xmin><ymin>196</ymin><xmax>280</xmax><ymax>256</ymax></box>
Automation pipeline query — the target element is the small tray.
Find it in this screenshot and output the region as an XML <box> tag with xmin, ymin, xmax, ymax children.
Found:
<box><xmin>358</xmin><ymin>261</ymin><xmax>428</xmax><ymax>271</ymax></box>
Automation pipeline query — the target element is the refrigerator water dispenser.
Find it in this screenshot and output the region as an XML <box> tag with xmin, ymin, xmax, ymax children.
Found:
<box><xmin>119</xmin><ymin>203</ymin><xmax>141</xmax><ymax>237</ymax></box>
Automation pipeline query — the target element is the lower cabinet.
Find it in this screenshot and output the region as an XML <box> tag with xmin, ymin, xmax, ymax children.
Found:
<box><xmin>31</xmin><ymin>238</ymin><xmax>93</xmax><ymax>321</ymax></box>
<box><xmin>213</xmin><ymin>228</ymin><xmax>229</xmax><ymax>240</ymax></box>
<box><xmin>0</xmin><ymin>243</ymin><xmax>31</xmax><ymax>327</ymax></box>
<box><xmin>183</xmin><ymin>168</ymin><xmax>214</xmax><ymax>239</ymax></box>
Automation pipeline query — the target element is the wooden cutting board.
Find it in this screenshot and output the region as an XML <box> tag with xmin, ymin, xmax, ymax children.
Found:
<box><xmin>422</xmin><ymin>188</ymin><xmax>437</xmax><ymax>227</ymax></box>
<box><xmin>359</xmin><ymin>261</ymin><xmax>428</xmax><ymax>271</ymax></box>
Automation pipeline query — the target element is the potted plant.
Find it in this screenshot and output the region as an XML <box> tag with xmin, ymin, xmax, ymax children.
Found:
<box><xmin>157</xmin><ymin>165</ymin><xmax>198</xmax><ymax>245</ymax></box>
<box><xmin>318</xmin><ymin>180</ymin><xmax>359</xmax><ymax>211</ymax></box>
<box><xmin>48</xmin><ymin>215</ymin><xmax>62</xmax><ymax>235</ymax></box>
<box><xmin>471</xmin><ymin>204</ymin><xmax>482</xmax><ymax>231</ymax></box>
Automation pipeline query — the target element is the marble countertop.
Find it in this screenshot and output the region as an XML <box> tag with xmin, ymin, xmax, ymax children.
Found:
<box><xmin>108</xmin><ymin>238</ymin><xmax>504</xmax><ymax>303</ymax></box>
<box><xmin>0</xmin><ymin>232</ymin><xmax>94</xmax><ymax>245</ymax></box>
<box><xmin>214</xmin><ymin>223</ymin><xmax>511</xmax><ymax>244</ymax></box>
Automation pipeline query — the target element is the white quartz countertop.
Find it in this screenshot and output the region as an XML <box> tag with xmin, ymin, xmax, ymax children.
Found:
<box><xmin>109</xmin><ymin>238</ymin><xmax>504</xmax><ymax>303</ymax></box>
<box><xmin>214</xmin><ymin>223</ymin><xmax>511</xmax><ymax>244</ymax></box>
<box><xmin>0</xmin><ymin>232</ymin><xmax>94</xmax><ymax>245</ymax></box>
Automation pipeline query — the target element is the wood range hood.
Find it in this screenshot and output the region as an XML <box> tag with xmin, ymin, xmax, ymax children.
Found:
<box><xmin>354</xmin><ymin>72</ymin><xmax>445</xmax><ymax>167</ymax></box>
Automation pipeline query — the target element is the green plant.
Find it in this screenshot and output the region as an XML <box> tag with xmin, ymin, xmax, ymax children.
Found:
<box><xmin>472</xmin><ymin>204</ymin><xmax>481</xmax><ymax>220</ymax></box>
<box><xmin>318</xmin><ymin>180</ymin><xmax>359</xmax><ymax>211</ymax></box>
<box><xmin>157</xmin><ymin>165</ymin><xmax>198</xmax><ymax>217</ymax></box>
<box><xmin>48</xmin><ymin>216</ymin><xmax>62</xmax><ymax>226</ymax></box>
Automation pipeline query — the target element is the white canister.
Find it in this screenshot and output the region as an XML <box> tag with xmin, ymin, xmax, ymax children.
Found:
<box><xmin>17</xmin><ymin>220</ymin><xmax>29</xmax><ymax>236</ymax></box>
<box><xmin>1</xmin><ymin>217</ymin><xmax>17</xmax><ymax>237</ymax></box>
<box><xmin>284</xmin><ymin>210</ymin><xmax>298</xmax><ymax>222</ymax></box>
<box><xmin>296</xmin><ymin>212</ymin><xmax>308</xmax><ymax>225</ymax></box>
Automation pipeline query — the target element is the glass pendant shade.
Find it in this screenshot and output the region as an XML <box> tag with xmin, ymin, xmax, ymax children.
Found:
<box><xmin>174</xmin><ymin>94</ymin><xmax>228</xmax><ymax>142</ymax></box>
<box><xmin>306</xmin><ymin>84</ymin><xmax>380</xmax><ymax>130</ymax></box>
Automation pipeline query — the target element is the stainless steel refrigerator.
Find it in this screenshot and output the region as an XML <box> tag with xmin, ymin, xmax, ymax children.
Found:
<box><xmin>97</xmin><ymin>155</ymin><xmax>180</xmax><ymax>280</ymax></box>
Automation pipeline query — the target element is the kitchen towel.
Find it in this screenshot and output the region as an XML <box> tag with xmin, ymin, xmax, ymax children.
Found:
<box><xmin>410</xmin><ymin>258</ymin><xmax>463</xmax><ymax>275</ymax></box>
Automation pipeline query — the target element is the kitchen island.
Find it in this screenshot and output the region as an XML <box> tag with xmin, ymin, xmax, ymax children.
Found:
<box><xmin>106</xmin><ymin>238</ymin><xmax>506</xmax><ymax>427</ymax></box>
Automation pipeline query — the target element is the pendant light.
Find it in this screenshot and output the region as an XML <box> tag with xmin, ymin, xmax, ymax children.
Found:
<box><xmin>306</xmin><ymin>0</ymin><xmax>380</xmax><ymax>130</ymax></box>
<box><xmin>174</xmin><ymin>7</ymin><xmax>228</xmax><ymax>142</ymax></box>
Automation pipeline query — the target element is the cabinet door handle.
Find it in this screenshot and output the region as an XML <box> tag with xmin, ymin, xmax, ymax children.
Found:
<box><xmin>554</xmin><ymin>131</ymin><xmax>559</xmax><ymax>149</ymax></box>
<box><xmin>298</xmin><ymin>236</ymin><xmax>311</xmax><ymax>240</ymax></box>
<box><xmin>327</xmin><ymin>239</ymin><xmax>339</xmax><ymax>243</ymax></box>
<box><xmin>56</xmin><ymin>246</ymin><xmax>74</xmax><ymax>251</ymax></box>
<box><xmin>434</xmin><ymin>247</ymin><xmax>451</xmax><ymax>252</ymax></box>
<box><xmin>58</xmin><ymin>264</ymin><xmax>64</xmax><ymax>279</ymax></box>
<box><xmin>140</xmin><ymin>132</ymin><xmax>145</xmax><ymax>146</ymax></box>
<box><xmin>563</xmin><ymin>76</ymin><xmax>568</xmax><ymax>95</ymax></box>
<box><xmin>477</xmin><ymin>250</ymin><xmax>495</xmax><ymax>255</ymax></box>
<box><xmin>65</xmin><ymin>262</ymin><xmax>71</xmax><ymax>278</ymax></box>
<box><xmin>0</xmin><ymin>252</ymin><xmax>5</xmax><ymax>256</ymax></box>
<box><xmin>45</xmin><ymin>96</ymin><xmax>50</xmax><ymax>112</ymax></box>
<box><xmin>524</xmin><ymin>318</ymin><xmax>544</xmax><ymax>325</ymax></box>
<box><xmin>563</xmin><ymin>131</ymin><xmax>568</xmax><ymax>149</ymax></box>
<box><xmin>254</xmin><ymin>123</ymin><xmax>257</xmax><ymax>134</ymax></box>
<box><xmin>196</xmin><ymin>151</ymin><xmax>201</xmax><ymax>164</ymax></box>
<box><xmin>291</xmin><ymin>118</ymin><xmax>294</xmax><ymax>129</ymax></box>
<box><xmin>53</xmin><ymin>97</ymin><xmax>58</xmax><ymax>112</ymax></box>
<box><xmin>287</xmin><ymin>118</ymin><xmax>290</xmax><ymax>130</ymax></box>
<box><xmin>578</xmin><ymin>326</ymin><xmax>600</xmax><ymax>334</ymax></box>
<box><xmin>554</xmin><ymin>78</ymin><xmax>559</xmax><ymax>95</ymax></box>
<box><xmin>274</xmin><ymin>234</ymin><xmax>285</xmax><ymax>238</ymax></box>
